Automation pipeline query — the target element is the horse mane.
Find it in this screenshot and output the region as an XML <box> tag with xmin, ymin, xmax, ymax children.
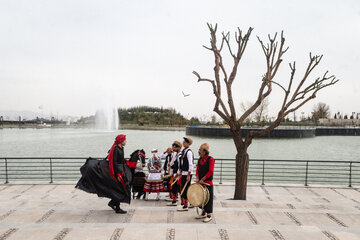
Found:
<box><xmin>129</xmin><ymin>149</ymin><xmax>145</xmax><ymax>162</ymax></box>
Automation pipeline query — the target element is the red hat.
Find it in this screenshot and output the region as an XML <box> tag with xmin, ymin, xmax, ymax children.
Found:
<box><xmin>115</xmin><ymin>134</ymin><xmax>126</xmax><ymax>144</ymax></box>
<box><xmin>108</xmin><ymin>134</ymin><xmax>127</xmax><ymax>179</ymax></box>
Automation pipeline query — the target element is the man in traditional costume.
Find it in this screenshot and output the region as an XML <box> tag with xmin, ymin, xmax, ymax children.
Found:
<box><xmin>143</xmin><ymin>149</ymin><xmax>164</xmax><ymax>200</ymax></box>
<box><xmin>166</xmin><ymin>141</ymin><xmax>182</xmax><ymax>206</ymax></box>
<box><xmin>176</xmin><ymin>136</ymin><xmax>194</xmax><ymax>211</ymax></box>
<box><xmin>195</xmin><ymin>143</ymin><xmax>215</xmax><ymax>223</ymax></box>
<box><xmin>160</xmin><ymin>147</ymin><xmax>173</xmax><ymax>196</ymax></box>
<box><xmin>76</xmin><ymin>134</ymin><xmax>131</xmax><ymax>214</ymax></box>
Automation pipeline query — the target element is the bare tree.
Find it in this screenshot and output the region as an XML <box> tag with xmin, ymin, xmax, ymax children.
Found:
<box><xmin>193</xmin><ymin>23</ymin><xmax>338</xmax><ymax>200</ymax></box>
<box><xmin>254</xmin><ymin>98</ymin><xmax>269</xmax><ymax>122</ymax></box>
<box><xmin>240</xmin><ymin>98</ymin><xmax>269</xmax><ymax>123</ymax></box>
<box><xmin>312</xmin><ymin>102</ymin><xmax>331</xmax><ymax>122</ymax></box>
<box><xmin>239</xmin><ymin>101</ymin><xmax>255</xmax><ymax>122</ymax></box>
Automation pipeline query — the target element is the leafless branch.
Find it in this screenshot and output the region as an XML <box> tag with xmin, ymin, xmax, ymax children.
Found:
<box><xmin>195</xmin><ymin>24</ymin><xmax>338</xmax><ymax>143</ymax></box>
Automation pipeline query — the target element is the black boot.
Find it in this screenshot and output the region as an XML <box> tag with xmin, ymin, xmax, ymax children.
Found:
<box><xmin>108</xmin><ymin>200</ymin><xmax>116</xmax><ymax>211</ymax></box>
<box><xmin>115</xmin><ymin>204</ymin><xmax>127</xmax><ymax>214</ymax></box>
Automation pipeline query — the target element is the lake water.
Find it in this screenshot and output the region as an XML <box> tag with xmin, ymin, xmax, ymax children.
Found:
<box><xmin>1</xmin><ymin>128</ymin><xmax>359</xmax><ymax>161</ymax></box>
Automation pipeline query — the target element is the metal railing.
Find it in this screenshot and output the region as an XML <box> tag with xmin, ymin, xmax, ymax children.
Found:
<box><xmin>0</xmin><ymin>158</ymin><xmax>359</xmax><ymax>187</ymax></box>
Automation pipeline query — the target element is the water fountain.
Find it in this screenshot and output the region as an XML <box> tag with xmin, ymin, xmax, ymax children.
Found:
<box><xmin>94</xmin><ymin>106</ymin><xmax>119</xmax><ymax>131</ymax></box>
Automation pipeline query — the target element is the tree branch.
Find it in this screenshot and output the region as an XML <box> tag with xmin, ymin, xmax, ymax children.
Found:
<box><xmin>192</xmin><ymin>71</ymin><xmax>231</xmax><ymax>120</ymax></box>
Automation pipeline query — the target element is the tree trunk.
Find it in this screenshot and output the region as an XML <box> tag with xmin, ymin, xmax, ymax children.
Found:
<box><xmin>230</xmin><ymin>127</ymin><xmax>250</xmax><ymax>200</ymax></box>
<box><xmin>234</xmin><ymin>149</ymin><xmax>249</xmax><ymax>200</ymax></box>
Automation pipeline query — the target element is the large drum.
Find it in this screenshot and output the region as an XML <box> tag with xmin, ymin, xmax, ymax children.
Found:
<box><xmin>187</xmin><ymin>183</ymin><xmax>210</xmax><ymax>208</ymax></box>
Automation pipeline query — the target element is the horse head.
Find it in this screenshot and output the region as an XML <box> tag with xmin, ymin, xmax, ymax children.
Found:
<box><xmin>127</xmin><ymin>149</ymin><xmax>146</xmax><ymax>169</ymax></box>
<box><xmin>137</xmin><ymin>149</ymin><xmax>146</xmax><ymax>167</ymax></box>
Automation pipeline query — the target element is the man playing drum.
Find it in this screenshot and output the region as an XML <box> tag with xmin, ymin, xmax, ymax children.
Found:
<box><xmin>195</xmin><ymin>143</ymin><xmax>214</xmax><ymax>223</ymax></box>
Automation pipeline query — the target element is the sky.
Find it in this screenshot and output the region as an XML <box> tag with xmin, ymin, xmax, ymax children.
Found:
<box><xmin>0</xmin><ymin>0</ymin><xmax>359</xmax><ymax>121</ymax></box>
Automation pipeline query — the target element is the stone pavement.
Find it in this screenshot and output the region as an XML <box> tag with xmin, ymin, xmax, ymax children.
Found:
<box><xmin>0</xmin><ymin>183</ymin><xmax>360</xmax><ymax>240</ymax></box>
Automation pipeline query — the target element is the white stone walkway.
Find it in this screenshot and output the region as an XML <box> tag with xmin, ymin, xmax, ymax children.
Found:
<box><xmin>0</xmin><ymin>183</ymin><xmax>360</xmax><ymax>240</ymax></box>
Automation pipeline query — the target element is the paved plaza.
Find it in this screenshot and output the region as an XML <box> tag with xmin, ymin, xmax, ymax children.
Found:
<box><xmin>0</xmin><ymin>183</ymin><xmax>360</xmax><ymax>240</ymax></box>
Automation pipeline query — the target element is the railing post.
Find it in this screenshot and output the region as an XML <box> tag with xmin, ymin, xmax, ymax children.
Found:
<box><xmin>219</xmin><ymin>159</ymin><xmax>223</xmax><ymax>184</ymax></box>
<box><xmin>349</xmin><ymin>162</ymin><xmax>352</xmax><ymax>187</ymax></box>
<box><xmin>305</xmin><ymin>161</ymin><xmax>309</xmax><ymax>186</ymax></box>
<box><xmin>49</xmin><ymin>158</ymin><xmax>53</xmax><ymax>183</ymax></box>
<box><xmin>261</xmin><ymin>160</ymin><xmax>265</xmax><ymax>185</ymax></box>
<box><xmin>5</xmin><ymin>158</ymin><xmax>8</xmax><ymax>184</ymax></box>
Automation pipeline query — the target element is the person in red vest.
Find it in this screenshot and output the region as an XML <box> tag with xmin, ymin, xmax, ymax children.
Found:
<box><xmin>195</xmin><ymin>143</ymin><xmax>215</xmax><ymax>223</ymax></box>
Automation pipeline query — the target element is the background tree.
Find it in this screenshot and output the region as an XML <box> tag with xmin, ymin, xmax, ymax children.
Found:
<box><xmin>239</xmin><ymin>101</ymin><xmax>255</xmax><ymax>122</ymax></box>
<box><xmin>312</xmin><ymin>102</ymin><xmax>330</xmax><ymax>122</ymax></box>
<box><xmin>210</xmin><ymin>115</ymin><xmax>217</xmax><ymax>124</ymax></box>
<box><xmin>193</xmin><ymin>23</ymin><xmax>338</xmax><ymax>200</ymax></box>
<box><xmin>240</xmin><ymin>98</ymin><xmax>269</xmax><ymax>123</ymax></box>
<box><xmin>254</xmin><ymin>98</ymin><xmax>269</xmax><ymax>122</ymax></box>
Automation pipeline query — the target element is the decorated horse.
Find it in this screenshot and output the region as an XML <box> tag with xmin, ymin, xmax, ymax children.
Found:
<box><xmin>126</xmin><ymin>149</ymin><xmax>146</xmax><ymax>176</ymax></box>
<box><xmin>126</xmin><ymin>149</ymin><xmax>147</xmax><ymax>199</ymax></box>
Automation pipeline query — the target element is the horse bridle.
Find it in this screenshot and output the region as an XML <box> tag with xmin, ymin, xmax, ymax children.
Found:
<box><xmin>138</xmin><ymin>151</ymin><xmax>146</xmax><ymax>167</ymax></box>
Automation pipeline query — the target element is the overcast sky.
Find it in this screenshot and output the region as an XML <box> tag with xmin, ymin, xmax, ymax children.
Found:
<box><xmin>0</xmin><ymin>0</ymin><xmax>359</xmax><ymax>120</ymax></box>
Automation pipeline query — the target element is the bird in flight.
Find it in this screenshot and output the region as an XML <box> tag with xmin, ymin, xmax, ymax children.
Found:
<box><xmin>182</xmin><ymin>91</ymin><xmax>190</xmax><ymax>97</ymax></box>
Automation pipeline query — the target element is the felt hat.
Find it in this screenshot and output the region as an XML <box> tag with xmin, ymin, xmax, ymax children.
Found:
<box><xmin>199</xmin><ymin>143</ymin><xmax>210</xmax><ymax>153</ymax></box>
<box><xmin>172</xmin><ymin>141</ymin><xmax>182</xmax><ymax>148</ymax></box>
<box><xmin>183</xmin><ymin>136</ymin><xmax>193</xmax><ymax>145</ymax></box>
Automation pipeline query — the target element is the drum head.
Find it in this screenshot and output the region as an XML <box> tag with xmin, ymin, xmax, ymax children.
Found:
<box><xmin>187</xmin><ymin>183</ymin><xmax>210</xmax><ymax>207</ymax></box>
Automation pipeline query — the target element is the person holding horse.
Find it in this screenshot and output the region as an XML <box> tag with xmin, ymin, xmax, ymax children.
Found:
<box><xmin>195</xmin><ymin>143</ymin><xmax>215</xmax><ymax>223</ymax></box>
<box><xmin>143</xmin><ymin>148</ymin><xmax>164</xmax><ymax>200</ymax></box>
<box><xmin>76</xmin><ymin>134</ymin><xmax>132</xmax><ymax>214</ymax></box>
<box><xmin>176</xmin><ymin>136</ymin><xmax>194</xmax><ymax>211</ymax></box>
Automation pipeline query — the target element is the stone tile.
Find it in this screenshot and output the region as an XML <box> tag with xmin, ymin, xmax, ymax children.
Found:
<box><xmin>263</xmin><ymin>186</ymin><xmax>290</xmax><ymax>196</ymax></box>
<box><xmin>196</xmin><ymin>228</ymin><xmax>221</xmax><ymax>240</ymax></box>
<box><xmin>3</xmin><ymin>210</ymin><xmax>50</xmax><ymax>224</ymax></box>
<box><xmin>246</xmin><ymin>195</ymin><xmax>271</xmax><ymax>202</ymax></box>
<box><xmin>226</xmin><ymin>229</ymin><xmax>274</xmax><ymax>240</ymax></box>
<box><xmin>120</xmin><ymin>227</ymin><xmax>167</xmax><ymax>240</ymax></box>
<box><xmin>331</xmin><ymin>231</ymin><xmax>360</xmax><ymax>240</ymax></box>
<box><xmin>279</xmin><ymin>229</ymin><xmax>331</xmax><ymax>240</ymax></box>
<box><xmin>214</xmin><ymin>210</ymin><xmax>253</xmax><ymax>225</ymax></box>
<box><xmin>173</xmin><ymin>209</ymin><xmax>204</xmax><ymax>224</ymax></box>
<box><xmin>0</xmin><ymin>185</ymin><xmax>29</xmax><ymax>195</ymax></box>
<box><xmin>4</xmin><ymin>228</ymin><xmax>62</xmax><ymax>240</ymax></box>
<box><xmin>173</xmin><ymin>228</ymin><xmax>197</xmax><ymax>240</ymax></box>
<box><xmin>267</xmin><ymin>211</ymin><xmax>301</xmax><ymax>226</ymax></box>
<box><xmin>219</xmin><ymin>201</ymin><xmax>254</xmax><ymax>209</ymax></box>
<box><xmin>294</xmin><ymin>213</ymin><xmax>346</xmax><ymax>227</ymax></box>
<box><xmin>0</xmin><ymin>228</ymin><xmax>19</xmax><ymax>239</ymax></box>
<box><xmin>130</xmin><ymin>209</ymin><xmax>167</xmax><ymax>223</ymax></box>
<box><xmin>330</xmin><ymin>213</ymin><xmax>360</xmax><ymax>228</ymax></box>
<box><xmin>41</xmin><ymin>209</ymin><xmax>90</xmax><ymax>223</ymax></box>
<box><xmin>63</xmin><ymin>227</ymin><xmax>115</xmax><ymax>240</ymax></box>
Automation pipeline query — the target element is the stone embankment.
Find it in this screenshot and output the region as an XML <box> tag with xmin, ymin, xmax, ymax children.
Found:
<box><xmin>186</xmin><ymin>126</ymin><xmax>360</xmax><ymax>138</ymax></box>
